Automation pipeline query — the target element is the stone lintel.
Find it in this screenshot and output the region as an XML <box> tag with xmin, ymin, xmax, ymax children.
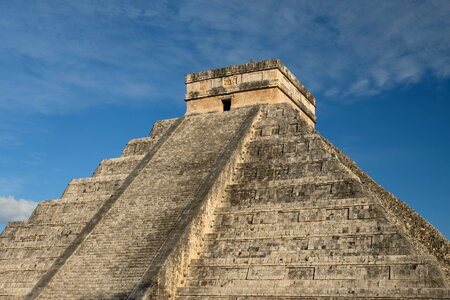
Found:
<box><xmin>184</xmin><ymin>59</ymin><xmax>317</xmax><ymax>126</ymax></box>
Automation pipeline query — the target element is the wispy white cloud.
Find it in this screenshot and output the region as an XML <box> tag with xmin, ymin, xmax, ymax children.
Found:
<box><xmin>0</xmin><ymin>196</ymin><xmax>37</xmax><ymax>224</ymax></box>
<box><xmin>0</xmin><ymin>0</ymin><xmax>448</xmax><ymax>116</ymax></box>
<box><xmin>176</xmin><ymin>0</ymin><xmax>450</xmax><ymax>98</ymax></box>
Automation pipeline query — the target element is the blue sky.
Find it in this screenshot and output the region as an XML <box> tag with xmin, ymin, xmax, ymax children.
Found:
<box><xmin>0</xmin><ymin>0</ymin><xmax>449</xmax><ymax>237</ymax></box>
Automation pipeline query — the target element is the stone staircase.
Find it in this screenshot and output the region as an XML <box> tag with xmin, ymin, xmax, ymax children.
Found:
<box><xmin>0</xmin><ymin>119</ymin><xmax>176</xmax><ymax>299</ymax></box>
<box><xmin>32</xmin><ymin>107</ymin><xmax>256</xmax><ymax>299</ymax></box>
<box><xmin>0</xmin><ymin>103</ymin><xmax>448</xmax><ymax>299</ymax></box>
<box><xmin>176</xmin><ymin>104</ymin><xmax>449</xmax><ymax>299</ymax></box>
<box><xmin>2</xmin><ymin>58</ymin><xmax>448</xmax><ymax>299</ymax></box>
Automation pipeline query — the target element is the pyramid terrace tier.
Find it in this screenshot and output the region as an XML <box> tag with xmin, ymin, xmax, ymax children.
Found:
<box><xmin>176</xmin><ymin>287</ymin><xmax>450</xmax><ymax>299</ymax></box>
<box><xmin>93</xmin><ymin>155</ymin><xmax>144</xmax><ymax>177</ymax></box>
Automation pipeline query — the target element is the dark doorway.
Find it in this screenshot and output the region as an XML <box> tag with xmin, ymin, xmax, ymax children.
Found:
<box><xmin>222</xmin><ymin>99</ymin><xmax>231</xmax><ymax>111</ymax></box>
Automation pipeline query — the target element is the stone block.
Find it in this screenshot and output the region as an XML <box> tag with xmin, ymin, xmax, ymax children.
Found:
<box><xmin>287</xmin><ymin>267</ymin><xmax>315</xmax><ymax>280</ymax></box>
<box><xmin>247</xmin><ymin>266</ymin><xmax>285</xmax><ymax>280</ymax></box>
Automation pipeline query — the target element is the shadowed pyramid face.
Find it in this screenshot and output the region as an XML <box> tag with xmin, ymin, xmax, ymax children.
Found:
<box><xmin>0</xmin><ymin>60</ymin><xmax>448</xmax><ymax>300</ymax></box>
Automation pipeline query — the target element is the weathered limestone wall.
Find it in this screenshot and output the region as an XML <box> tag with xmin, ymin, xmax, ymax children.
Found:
<box><xmin>128</xmin><ymin>106</ymin><xmax>261</xmax><ymax>299</ymax></box>
<box><xmin>0</xmin><ymin>119</ymin><xmax>175</xmax><ymax>300</ymax></box>
<box><xmin>185</xmin><ymin>59</ymin><xmax>316</xmax><ymax>126</ymax></box>
<box><xmin>186</xmin><ymin>59</ymin><xmax>316</xmax><ymax>106</ymax></box>
<box><xmin>31</xmin><ymin>107</ymin><xmax>255</xmax><ymax>299</ymax></box>
<box><xmin>319</xmin><ymin>135</ymin><xmax>450</xmax><ymax>282</ymax></box>
<box><xmin>176</xmin><ymin>103</ymin><xmax>449</xmax><ymax>299</ymax></box>
<box><xmin>185</xmin><ymin>88</ymin><xmax>315</xmax><ymax>127</ymax></box>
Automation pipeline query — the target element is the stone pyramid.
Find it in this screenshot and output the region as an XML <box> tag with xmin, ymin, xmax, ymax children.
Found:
<box><xmin>0</xmin><ymin>59</ymin><xmax>448</xmax><ymax>300</ymax></box>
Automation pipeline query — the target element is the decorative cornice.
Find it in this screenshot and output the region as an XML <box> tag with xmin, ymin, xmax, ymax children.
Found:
<box><xmin>185</xmin><ymin>59</ymin><xmax>316</xmax><ymax>107</ymax></box>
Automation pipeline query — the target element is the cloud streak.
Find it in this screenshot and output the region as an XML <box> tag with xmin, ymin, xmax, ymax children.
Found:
<box><xmin>0</xmin><ymin>196</ymin><xmax>37</xmax><ymax>224</ymax></box>
<box><xmin>0</xmin><ymin>0</ymin><xmax>448</xmax><ymax>116</ymax></box>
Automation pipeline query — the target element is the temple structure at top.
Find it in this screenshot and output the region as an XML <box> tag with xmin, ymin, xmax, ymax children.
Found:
<box><xmin>185</xmin><ymin>59</ymin><xmax>317</xmax><ymax>126</ymax></box>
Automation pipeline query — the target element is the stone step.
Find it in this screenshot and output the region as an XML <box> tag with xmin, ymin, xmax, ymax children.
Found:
<box><xmin>0</xmin><ymin>287</ymin><xmax>32</xmax><ymax>297</ymax></box>
<box><xmin>214</xmin><ymin>204</ymin><xmax>386</xmax><ymax>227</ymax></box>
<box><xmin>237</xmin><ymin>156</ymin><xmax>345</xmax><ymax>173</ymax></box>
<box><xmin>0</xmin><ymin>236</ymin><xmax>78</xmax><ymax>249</ymax></box>
<box><xmin>187</xmin><ymin>263</ymin><xmax>443</xmax><ymax>283</ymax></box>
<box><xmin>207</xmin><ymin>221</ymin><xmax>395</xmax><ymax>240</ymax></box>
<box><xmin>258</xmin><ymin>105</ymin><xmax>311</xmax><ymax>122</ymax></box>
<box><xmin>237</xmin><ymin>154</ymin><xmax>339</xmax><ymax>165</ymax></box>
<box><xmin>198</xmin><ymin>251</ymin><xmax>423</xmax><ymax>265</ymax></box>
<box><xmin>253</xmin><ymin>114</ymin><xmax>311</xmax><ymax>125</ymax></box>
<box><xmin>249</xmin><ymin>135</ymin><xmax>330</xmax><ymax>160</ymax></box>
<box><xmin>185</xmin><ymin>278</ymin><xmax>445</xmax><ymax>289</ymax></box>
<box><xmin>121</xmin><ymin>137</ymin><xmax>157</xmax><ymax>157</ymax></box>
<box><xmin>93</xmin><ymin>154</ymin><xmax>144</xmax><ymax>177</ymax></box>
<box><xmin>215</xmin><ymin>197</ymin><xmax>378</xmax><ymax>214</ymax></box>
<box><xmin>200</xmin><ymin>233</ymin><xmax>414</xmax><ymax>259</ymax></box>
<box><xmin>199</xmin><ymin>250</ymin><xmax>415</xmax><ymax>261</ymax></box>
<box><xmin>28</xmin><ymin>200</ymin><xmax>106</xmax><ymax>224</ymax></box>
<box><xmin>0</xmin><ymin>245</ymin><xmax>66</xmax><ymax>260</ymax></box>
<box><xmin>0</xmin><ymin>260</ymin><xmax>53</xmax><ymax>272</ymax></box>
<box><xmin>247</xmin><ymin>132</ymin><xmax>318</xmax><ymax>144</ymax></box>
<box><xmin>250</xmin><ymin>130</ymin><xmax>319</xmax><ymax>142</ymax></box>
<box><xmin>190</xmin><ymin>255</ymin><xmax>437</xmax><ymax>267</ymax></box>
<box><xmin>0</xmin><ymin>222</ymin><xmax>83</xmax><ymax>244</ymax></box>
<box><xmin>202</xmin><ymin>232</ymin><xmax>407</xmax><ymax>249</ymax></box>
<box><xmin>61</xmin><ymin>174</ymin><xmax>127</xmax><ymax>197</ymax></box>
<box><xmin>234</xmin><ymin>159</ymin><xmax>357</xmax><ymax>183</ymax></box>
<box><xmin>31</xmin><ymin>194</ymin><xmax>111</xmax><ymax>206</ymax></box>
<box><xmin>0</xmin><ymin>296</ymin><xmax>23</xmax><ymax>300</ymax></box>
<box><xmin>245</xmin><ymin>147</ymin><xmax>331</xmax><ymax>163</ymax></box>
<box><xmin>0</xmin><ymin>222</ymin><xmax>26</xmax><ymax>238</ymax></box>
<box><xmin>244</xmin><ymin>132</ymin><xmax>321</xmax><ymax>145</ymax></box>
<box><xmin>176</xmin><ymin>287</ymin><xmax>450</xmax><ymax>299</ymax></box>
<box><xmin>252</xmin><ymin>120</ymin><xmax>315</xmax><ymax>138</ymax></box>
<box><xmin>0</xmin><ymin>270</ymin><xmax>43</xmax><ymax>284</ymax></box>
<box><xmin>224</xmin><ymin>178</ymin><xmax>366</xmax><ymax>207</ymax></box>
<box><xmin>229</xmin><ymin>175</ymin><xmax>362</xmax><ymax>188</ymax></box>
<box><xmin>245</xmin><ymin>136</ymin><xmax>329</xmax><ymax>158</ymax></box>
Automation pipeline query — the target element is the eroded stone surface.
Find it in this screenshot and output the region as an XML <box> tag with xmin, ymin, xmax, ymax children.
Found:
<box><xmin>35</xmin><ymin>107</ymin><xmax>255</xmax><ymax>299</ymax></box>
<box><xmin>175</xmin><ymin>104</ymin><xmax>449</xmax><ymax>300</ymax></box>
<box><xmin>185</xmin><ymin>59</ymin><xmax>316</xmax><ymax>126</ymax></box>
<box><xmin>0</xmin><ymin>60</ymin><xmax>448</xmax><ymax>300</ymax></box>
<box><xmin>0</xmin><ymin>119</ymin><xmax>174</xmax><ymax>299</ymax></box>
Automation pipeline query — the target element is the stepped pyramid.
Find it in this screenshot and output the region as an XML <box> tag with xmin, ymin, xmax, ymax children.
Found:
<box><xmin>0</xmin><ymin>59</ymin><xmax>449</xmax><ymax>299</ymax></box>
